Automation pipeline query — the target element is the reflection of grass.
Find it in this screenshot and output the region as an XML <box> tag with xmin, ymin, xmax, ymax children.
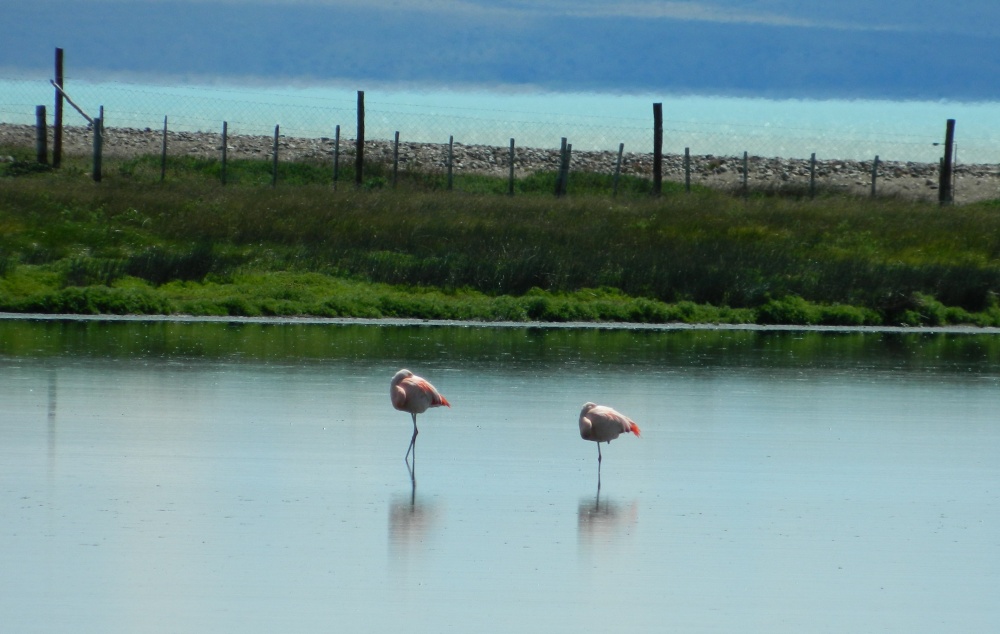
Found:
<box><xmin>2</xmin><ymin>149</ymin><xmax>1000</xmax><ymax>326</ymax></box>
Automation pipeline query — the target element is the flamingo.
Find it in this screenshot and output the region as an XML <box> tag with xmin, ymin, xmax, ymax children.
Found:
<box><xmin>390</xmin><ymin>369</ymin><xmax>451</xmax><ymax>464</ymax></box>
<box><xmin>579</xmin><ymin>402</ymin><xmax>641</xmax><ymax>481</ymax></box>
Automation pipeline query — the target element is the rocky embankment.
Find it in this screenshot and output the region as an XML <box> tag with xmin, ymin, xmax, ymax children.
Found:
<box><xmin>3</xmin><ymin>123</ymin><xmax>999</xmax><ymax>202</ymax></box>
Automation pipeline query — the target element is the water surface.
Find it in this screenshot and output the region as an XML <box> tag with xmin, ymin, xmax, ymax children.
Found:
<box><xmin>2</xmin><ymin>319</ymin><xmax>998</xmax><ymax>632</ymax></box>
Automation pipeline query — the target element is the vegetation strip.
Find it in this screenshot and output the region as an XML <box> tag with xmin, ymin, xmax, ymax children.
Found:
<box><xmin>2</xmin><ymin>148</ymin><xmax>1000</xmax><ymax>327</ymax></box>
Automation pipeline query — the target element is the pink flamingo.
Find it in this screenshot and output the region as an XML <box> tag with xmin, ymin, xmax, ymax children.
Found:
<box><xmin>579</xmin><ymin>402</ymin><xmax>641</xmax><ymax>480</ymax></box>
<box><xmin>390</xmin><ymin>369</ymin><xmax>451</xmax><ymax>463</ymax></box>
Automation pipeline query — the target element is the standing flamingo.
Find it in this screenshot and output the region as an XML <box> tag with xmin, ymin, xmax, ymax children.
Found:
<box><xmin>390</xmin><ymin>369</ymin><xmax>451</xmax><ymax>464</ymax></box>
<box><xmin>579</xmin><ymin>402</ymin><xmax>641</xmax><ymax>485</ymax></box>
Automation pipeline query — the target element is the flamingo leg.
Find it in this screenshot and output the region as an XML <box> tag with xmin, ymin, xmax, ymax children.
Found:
<box><xmin>596</xmin><ymin>443</ymin><xmax>603</xmax><ymax>489</ymax></box>
<box><xmin>405</xmin><ymin>413</ymin><xmax>419</xmax><ymax>464</ymax></box>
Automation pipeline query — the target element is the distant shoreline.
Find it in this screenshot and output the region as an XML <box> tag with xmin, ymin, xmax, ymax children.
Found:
<box><xmin>2</xmin><ymin>122</ymin><xmax>999</xmax><ymax>202</ymax></box>
<box><xmin>4</xmin><ymin>312</ymin><xmax>1000</xmax><ymax>335</ymax></box>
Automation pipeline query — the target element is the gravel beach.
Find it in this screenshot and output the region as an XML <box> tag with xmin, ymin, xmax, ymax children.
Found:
<box><xmin>3</xmin><ymin>123</ymin><xmax>999</xmax><ymax>202</ymax></box>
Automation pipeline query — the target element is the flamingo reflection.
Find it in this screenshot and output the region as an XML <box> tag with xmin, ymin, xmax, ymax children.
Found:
<box><xmin>577</xmin><ymin>488</ymin><xmax>639</xmax><ymax>545</ymax></box>
<box><xmin>388</xmin><ymin>478</ymin><xmax>438</xmax><ymax>557</ymax></box>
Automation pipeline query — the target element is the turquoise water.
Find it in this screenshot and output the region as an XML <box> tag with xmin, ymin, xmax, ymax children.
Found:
<box><xmin>2</xmin><ymin>74</ymin><xmax>998</xmax><ymax>162</ymax></box>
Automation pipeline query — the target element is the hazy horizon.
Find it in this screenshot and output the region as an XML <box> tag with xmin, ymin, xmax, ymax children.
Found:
<box><xmin>4</xmin><ymin>1</ymin><xmax>1000</xmax><ymax>101</ymax></box>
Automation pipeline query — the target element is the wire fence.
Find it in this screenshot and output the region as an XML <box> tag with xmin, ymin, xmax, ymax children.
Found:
<box><xmin>3</xmin><ymin>72</ymin><xmax>989</xmax><ymax>164</ymax></box>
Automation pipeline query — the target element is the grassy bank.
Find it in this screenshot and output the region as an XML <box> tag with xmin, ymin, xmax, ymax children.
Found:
<box><xmin>3</xmin><ymin>148</ymin><xmax>1000</xmax><ymax>326</ymax></box>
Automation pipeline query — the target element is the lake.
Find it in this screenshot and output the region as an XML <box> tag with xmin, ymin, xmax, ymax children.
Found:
<box><xmin>3</xmin><ymin>75</ymin><xmax>999</xmax><ymax>162</ymax></box>
<box><xmin>1</xmin><ymin>317</ymin><xmax>998</xmax><ymax>632</ymax></box>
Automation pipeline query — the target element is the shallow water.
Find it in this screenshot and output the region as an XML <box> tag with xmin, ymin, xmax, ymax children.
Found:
<box><xmin>2</xmin><ymin>320</ymin><xmax>999</xmax><ymax>632</ymax></box>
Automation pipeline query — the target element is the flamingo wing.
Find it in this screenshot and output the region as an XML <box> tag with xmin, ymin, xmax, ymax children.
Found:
<box><xmin>590</xmin><ymin>405</ymin><xmax>641</xmax><ymax>440</ymax></box>
<box><xmin>391</xmin><ymin>370</ymin><xmax>450</xmax><ymax>414</ymax></box>
<box><xmin>407</xmin><ymin>376</ymin><xmax>451</xmax><ymax>408</ymax></box>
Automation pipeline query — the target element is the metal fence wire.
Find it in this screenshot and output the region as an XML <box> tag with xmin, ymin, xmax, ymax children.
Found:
<box><xmin>1</xmin><ymin>72</ymin><xmax>994</xmax><ymax>198</ymax></box>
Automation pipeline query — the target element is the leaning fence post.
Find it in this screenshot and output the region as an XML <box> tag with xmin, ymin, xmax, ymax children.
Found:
<box><xmin>92</xmin><ymin>116</ymin><xmax>103</xmax><ymax>182</ymax></box>
<box><xmin>221</xmin><ymin>121</ymin><xmax>228</xmax><ymax>185</ymax></box>
<box><xmin>392</xmin><ymin>130</ymin><xmax>400</xmax><ymax>187</ymax></box>
<box><xmin>870</xmin><ymin>155</ymin><xmax>879</xmax><ymax>198</ymax></box>
<box><xmin>35</xmin><ymin>105</ymin><xmax>47</xmax><ymax>164</ymax></box>
<box><xmin>447</xmin><ymin>135</ymin><xmax>454</xmax><ymax>191</ymax></box>
<box><xmin>613</xmin><ymin>142</ymin><xmax>625</xmax><ymax>197</ymax></box>
<box><xmin>333</xmin><ymin>124</ymin><xmax>340</xmax><ymax>189</ymax></box>
<box><xmin>160</xmin><ymin>116</ymin><xmax>168</xmax><ymax>182</ymax></box>
<box><xmin>508</xmin><ymin>138</ymin><xmax>515</xmax><ymax>196</ymax></box>
<box><xmin>272</xmin><ymin>124</ymin><xmax>279</xmax><ymax>188</ymax></box>
<box><xmin>809</xmin><ymin>152</ymin><xmax>817</xmax><ymax>199</ymax></box>
<box><xmin>652</xmin><ymin>102</ymin><xmax>663</xmax><ymax>196</ymax></box>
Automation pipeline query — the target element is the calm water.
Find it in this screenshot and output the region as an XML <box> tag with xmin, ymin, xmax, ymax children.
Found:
<box><xmin>3</xmin><ymin>76</ymin><xmax>999</xmax><ymax>162</ymax></box>
<box><xmin>2</xmin><ymin>319</ymin><xmax>999</xmax><ymax>632</ymax></box>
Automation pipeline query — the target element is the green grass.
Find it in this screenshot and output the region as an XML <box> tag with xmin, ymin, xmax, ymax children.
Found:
<box><xmin>3</xmin><ymin>148</ymin><xmax>1000</xmax><ymax>326</ymax></box>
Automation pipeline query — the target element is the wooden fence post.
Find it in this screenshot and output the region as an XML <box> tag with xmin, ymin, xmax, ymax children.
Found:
<box><xmin>555</xmin><ymin>137</ymin><xmax>567</xmax><ymax>197</ymax></box>
<box><xmin>221</xmin><ymin>121</ymin><xmax>228</xmax><ymax>185</ymax></box>
<box><xmin>447</xmin><ymin>135</ymin><xmax>454</xmax><ymax>191</ymax></box>
<box><xmin>939</xmin><ymin>118</ymin><xmax>956</xmax><ymax>205</ymax></box>
<box><xmin>35</xmin><ymin>105</ymin><xmax>47</xmax><ymax>165</ymax></box>
<box><xmin>508</xmin><ymin>138</ymin><xmax>516</xmax><ymax>196</ymax></box>
<box><xmin>870</xmin><ymin>155</ymin><xmax>879</xmax><ymax>198</ymax></box>
<box><xmin>92</xmin><ymin>117</ymin><xmax>102</xmax><ymax>182</ymax></box>
<box><xmin>742</xmin><ymin>151</ymin><xmax>749</xmax><ymax>197</ymax></box>
<box><xmin>809</xmin><ymin>153</ymin><xmax>816</xmax><ymax>199</ymax></box>
<box><xmin>392</xmin><ymin>130</ymin><xmax>400</xmax><ymax>187</ymax></box>
<box><xmin>562</xmin><ymin>143</ymin><xmax>572</xmax><ymax>195</ymax></box>
<box><xmin>272</xmin><ymin>124</ymin><xmax>279</xmax><ymax>188</ymax></box>
<box><xmin>684</xmin><ymin>147</ymin><xmax>691</xmax><ymax>193</ymax></box>
<box><xmin>652</xmin><ymin>102</ymin><xmax>663</xmax><ymax>196</ymax></box>
<box><xmin>355</xmin><ymin>91</ymin><xmax>365</xmax><ymax>188</ymax></box>
<box><xmin>53</xmin><ymin>47</ymin><xmax>63</xmax><ymax>168</ymax></box>
<box><xmin>160</xmin><ymin>116</ymin><xmax>168</xmax><ymax>182</ymax></box>
<box><xmin>333</xmin><ymin>124</ymin><xmax>340</xmax><ymax>189</ymax></box>
<box><xmin>613</xmin><ymin>142</ymin><xmax>624</xmax><ymax>197</ymax></box>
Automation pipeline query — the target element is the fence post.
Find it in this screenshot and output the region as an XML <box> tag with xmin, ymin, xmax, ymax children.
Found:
<box><xmin>508</xmin><ymin>138</ymin><xmax>515</xmax><ymax>196</ymax></box>
<box><xmin>92</xmin><ymin>116</ymin><xmax>102</xmax><ymax>182</ymax></box>
<box><xmin>809</xmin><ymin>153</ymin><xmax>816</xmax><ymax>199</ymax></box>
<box><xmin>160</xmin><ymin>116</ymin><xmax>168</xmax><ymax>182</ymax></box>
<box><xmin>652</xmin><ymin>102</ymin><xmax>663</xmax><ymax>196</ymax></box>
<box><xmin>555</xmin><ymin>137</ymin><xmax>567</xmax><ymax>197</ymax></box>
<box><xmin>356</xmin><ymin>90</ymin><xmax>365</xmax><ymax>188</ymax></box>
<box><xmin>447</xmin><ymin>135</ymin><xmax>454</xmax><ymax>191</ymax></box>
<box><xmin>563</xmin><ymin>143</ymin><xmax>572</xmax><ymax>196</ymax></box>
<box><xmin>333</xmin><ymin>124</ymin><xmax>340</xmax><ymax>189</ymax></box>
<box><xmin>35</xmin><ymin>105</ymin><xmax>47</xmax><ymax>164</ymax></box>
<box><xmin>221</xmin><ymin>121</ymin><xmax>228</xmax><ymax>185</ymax></box>
<box><xmin>613</xmin><ymin>142</ymin><xmax>624</xmax><ymax>197</ymax></box>
<box><xmin>870</xmin><ymin>155</ymin><xmax>879</xmax><ymax>198</ymax></box>
<box><xmin>392</xmin><ymin>130</ymin><xmax>400</xmax><ymax>187</ymax></box>
<box><xmin>272</xmin><ymin>124</ymin><xmax>279</xmax><ymax>188</ymax></box>
<box><xmin>53</xmin><ymin>47</ymin><xmax>63</xmax><ymax>168</ymax></box>
<box><xmin>684</xmin><ymin>146</ymin><xmax>691</xmax><ymax>193</ymax></box>
<box><xmin>939</xmin><ymin>118</ymin><xmax>956</xmax><ymax>205</ymax></box>
<box><xmin>742</xmin><ymin>151</ymin><xmax>749</xmax><ymax>197</ymax></box>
